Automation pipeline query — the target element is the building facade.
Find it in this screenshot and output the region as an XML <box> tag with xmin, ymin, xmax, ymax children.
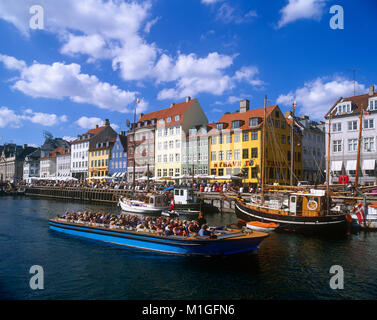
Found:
<box><xmin>182</xmin><ymin>125</ymin><xmax>211</xmax><ymax>177</ymax></box>
<box><xmin>208</xmin><ymin>99</ymin><xmax>302</xmax><ymax>187</ymax></box>
<box><xmin>88</xmin><ymin>139</ymin><xmax>116</xmax><ymax>181</ymax></box>
<box><xmin>0</xmin><ymin>144</ymin><xmax>36</xmax><ymax>182</ymax></box>
<box><xmin>287</xmin><ymin>114</ymin><xmax>326</xmax><ymax>184</ymax></box>
<box><xmin>325</xmin><ymin>85</ymin><xmax>377</xmax><ymax>185</ymax></box>
<box><xmin>154</xmin><ymin>97</ymin><xmax>208</xmax><ymax>178</ymax></box>
<box><xmin>56</xmin><ymin>146</ymin><xmax>71</xmax><ymax>179</ymax></box>
<box><xmin>109</xmin><ymin>131</ymin><xmax>128</xmax><ymax>180</ymax></box>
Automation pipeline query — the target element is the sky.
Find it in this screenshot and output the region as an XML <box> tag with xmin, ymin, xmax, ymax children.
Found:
<box><xmin>0</xmin><ymin>0</ymin><xmax>376</xmax><ymax>147</ymax></box>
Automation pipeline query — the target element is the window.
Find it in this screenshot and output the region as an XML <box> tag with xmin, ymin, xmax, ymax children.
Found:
<box><xmin>163</xmin><ymin>155</ymin><xmax>167</xmax><ymax>163</ymax></box>
<box><xmin>337</xmin><ymin>104</ymin><xmax>351</xmax><ymax>114</ymax></box>
<box><xmin>251</xmin><ymin>131</ymin><xmax>258</xmax><ymax>140</ymax></box>
<box><xmin>251</xmin><ymin>148</ymin><xmax>258</xmax><ymax>158</ymax></box>
<box><xmin>281</xmin><ymin>121</ymin><xmax>286</xmax><ymax>129</ymax></box>
<box><xmin>364</xmin><ymin>119</ymin><xmax>374</xmax><ymax>129</ymax></box>
<box><xmin>216</xmin><ymin>123</ymin><xmax>224</xmax><ymax>130</ymax></box>
<box><xmin>211</xmin><ymin>151</ymin><xmax>216</xmax><ymax>161</ymax></box>
<box><xmin>226</xmin><ymin>150</ymin><xmax>232</xmax><ymax>160</ymax></box>
<box><xmin>333</xmin><ymin>140</ymin><xmax>342</xmax><ymax>153</ymax></box>
<box><xmin>169</xmin><ymin>140</ymin><xmax>174</xmax><ymax>149</ymax></box>
<box><xmin>242</xmin><ymin>148</ymin><xmax>249</xmax><ymax>159</ymax></box>
<box><xmin>169</xmin><ymin>154</ymin><xmax>174</xmax><ymax>162</ymax></box>
<box><xmin>163</xmin><ymin>169</ymin><xmax>167</xmax><ymax>176</ymax></box>
<box><xmin>281</xmin><ymin>135</ymin><xmax>286</xmax><ymax>144</ymax></box>
<box><xmin>218</xmin><ymin>168</ymin><xmax>224</xmax><ymax>176</ymax></box>
<box><xmin>232</xmin><ymin>120</ymin><xmax>241</xmax><ymax>129</ymax></box>
<box><xmin>249</xmin><ymin>118</ymin><xmax>258</xmax><ymax>127</ymax></box>
<box><xmin>175</xmin><ymin>140</ymin><xmax>180</xmax><ymax>148</ymax></box>
<box><xmin>175</xmin><ymin>115</ymin><xmax>180</xmax><ymax>121</ymax></box>
<box><xmin>158</xmin><ymin>142</ymin><xmax>162</xmax><ymax>150</ymax></box>
<box><xmin>211</xmin><ymin>136</ymin><xmax>216</xmax><ymax>145</ymax></box>
<box><xmin>348</xmin><ymin>139</ymin><xmax>357</xmax><ymax>152</ymax></box>
<box><xmin>364</xmin><ymin>137</ymin><xmax>375</xmax><ymax>151</ymax></box>
<box><xmin>242</xmin><ymin>132</ymin><xmax>249</xmax><ymax>141</ymax></box>
<box><xmin>234</xmin><ymin>133</ymin><xmax>241</xmax><ymax>143</ymax></box>
<box><xmin>218</xmin><ymin>151</ymin><xmax>224</xmax><ymax>161</ymax></box>
<box><xmin>169</xmin><ymin>127</ymin><xmax>174</xmax><ymax>135</ymax></box>
<box><xmin>169</xmin><ymin>168</ymin><xmax>173</xmax><ymax>176</ymax></box>
<box><xmin>234</xmin><ymin>149</ymin><xmax>240</xmax><ymax>160</ymax></box>
<box><xmin>332</xmin><ymin>123</ymin><xmax>342</xmax><ymax>132</ymax></box>
<box><xmin>275</xmin><ymin>120</ymin><xmax>280</xmax><ymax>128</ymax></box>
<box><xmin>368</xmin><ymin>99</ymin><xmax>377</xmax><ymax>111</ymax></box>
<box><xmin>164</xmin><ymin>141</ymin><xmax>168</xmax><ymax>150</ymax></box>
<box><xmin>219</xmin><ymin>135</ymin><xmax>223</xmax><ymax>144</ymax></box>
<box><xmin>175</xmin><ymin>168</ymin><xmax>180</xmax><ymax>176</ymax></box>
<box><xmin>175</xmin><ymin>153</ymin><xmax>180</xmax><ymax>162</ymax></box>
<box><xmin>348</xmin><ymin>121</ymin><xmax>357</xmax><ymax>131</ymax></box>
<box><xmin>166</xmin><ymin>117</ymin><xmax>171</xmax><ymax>123</ymax></box>
<box><xmin>176</xmin><ymin>126</ymin><xmax>180</xmax><ymax>134</ymax></box>
<box><xmin>226</xmin><ymin>134</ymin><xmax>232</xmax><ymax>143</ymax></box>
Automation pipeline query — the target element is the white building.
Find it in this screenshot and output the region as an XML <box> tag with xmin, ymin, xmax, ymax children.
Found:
<box><xmin>154</xmin><ymin>97</ymin><xmax>208</xmax><ymax>178</ymax></box>
<box><xmin>325</xmin><ymin>85</ymin><xmax>377</xmax><ymax>185</ymax></box>
<box><xmin>56</xmin><ymin>147</ymin><xmax>71</xmax><ymax>179</ymax></box>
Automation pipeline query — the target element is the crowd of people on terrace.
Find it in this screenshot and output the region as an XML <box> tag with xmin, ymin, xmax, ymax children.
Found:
<box><xmin>57</xmin><ymin>211</ymin><xmax>213</xmax><ymax>237</ymax></box>
<box><xmin>18</xmin><ymin>179</ymin><xmax>259</xmax><ymax>193</ymax></box>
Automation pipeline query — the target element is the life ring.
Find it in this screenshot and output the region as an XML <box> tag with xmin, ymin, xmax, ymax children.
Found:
<box><xmin>307</xmin><ymin>200</ymin><xmax>318</xmax><ymax>211</ymax></box>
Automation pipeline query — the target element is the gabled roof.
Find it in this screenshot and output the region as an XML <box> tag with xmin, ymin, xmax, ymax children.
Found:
<box><xmin>325</xmin><ymin>92</ymin><xmax>377</xmax><ymax>118</ymax></box>
<box><xmin>119</xmin><ymin>135</ymin><xmax>128</xmax><ymax>151</ymax></box>
<box><xmin>71</xmin><ymin>125</ymin><xmax>106</xmax><ymax>144</ymax></box>
<box><xmin>139</xmin><ymin>98</ymin><xmax>197</xmax><ymax>127</ymax></box>
<box><xmin>208</xmin><ymin>106</ymin><xmax>277</xmax><ymax>135</ymax></box>
<box><xmin>41</xmin><ymin>147</ymin><xmax>63</xmax><ymax>160</ymax></box>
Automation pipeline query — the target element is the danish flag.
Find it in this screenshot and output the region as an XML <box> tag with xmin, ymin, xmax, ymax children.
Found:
<box><xmin>354</xmin><ymin>203</ymin><xmax>365</xmax><ymax>225</ymax></box>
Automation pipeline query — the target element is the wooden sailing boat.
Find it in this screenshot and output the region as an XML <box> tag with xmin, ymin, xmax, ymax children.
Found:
<box><xmin>225</xmin><ymin>96</ymin><xmax>350</xmax><ymax>235</ymax></box>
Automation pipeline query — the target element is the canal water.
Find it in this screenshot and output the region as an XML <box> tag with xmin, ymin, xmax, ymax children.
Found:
<box><xmin>1</xmin><ymin>196</ymin><xmax>377</xmax><ymax>300</ymax></box>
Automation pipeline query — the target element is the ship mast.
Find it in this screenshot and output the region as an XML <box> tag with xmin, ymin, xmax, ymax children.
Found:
<box><xmin>290</xmin><ymin>101</ymin><xmax>296</xmax><ymax>186</ymax></box>
<box><xmin>261</xmin><ymin>95</ymin><xmax>267</xmax><ymax>202</ymax></box>
<box><xmin>354</xmin><ymin>104</ymin><xmax>364</xmax><ymax>188</ymax></box>
<box><xmin>326</xmin><ymin>110</ymin><xmax>332</xmax><ymax>213</ymax></box>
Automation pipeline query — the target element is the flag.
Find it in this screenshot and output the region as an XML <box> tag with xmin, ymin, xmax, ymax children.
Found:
<box><xmin>136</xmin><ymin>98</ymin><xmax>140</xmax><ymax>104</ymax></box>
<box><xmin>293</xmin><ymin>101</ymin><xmax>297</xmax><ymax>111</ymax></box>
<box><xmin>170</xmin><ymin>197</ymin><xmax>175</xmax><ymax>211</ymax></box>
<box><xmin>354</xmin><ymin>203</ymin><xmax>365</xmax><ymax>225</ymax></box>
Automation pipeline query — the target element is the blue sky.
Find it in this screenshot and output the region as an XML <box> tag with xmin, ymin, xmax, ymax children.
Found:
<box><xmin>0</xmin><ymin>0</ymin><xmax>376</xmax><ymax>146</ymax></box>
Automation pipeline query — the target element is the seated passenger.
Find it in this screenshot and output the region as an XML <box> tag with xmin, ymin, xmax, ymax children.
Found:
<box><xmin>198</xmin><ymin>224</ymin><xmax>211</xmax><ymax>237</ymax></box>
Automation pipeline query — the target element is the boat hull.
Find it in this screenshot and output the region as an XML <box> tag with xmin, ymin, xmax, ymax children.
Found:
<box><xmin>235</xmin><ymin>201</ymin><xmax>348</xmax><ymax>235</ymax></box>
<box><xmin>175</xmin><ymin>202</ymin><xmax>219</xmax><ymax>214</ymax></box>
<box><xmin>351</xmin><ymin>214</ymin><xmax>377</xmax><ymax>230</ymax></box>
<box><xmin>119</xmin><ymin>199</ymin><xmax>168</xmax><ymax>214</ymax></box>
<box><xmin>48</xmin><ymin>219</ymin><xmax>268</xmax><ymax>256</ymax></box>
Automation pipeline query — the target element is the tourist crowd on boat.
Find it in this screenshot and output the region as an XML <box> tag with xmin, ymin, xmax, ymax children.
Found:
<box><xmin>57</xmin><ymin>211</ymin><xmax>213</xmax><ymax>237</ymax></box>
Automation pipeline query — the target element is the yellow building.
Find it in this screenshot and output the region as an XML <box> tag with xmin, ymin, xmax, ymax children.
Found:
<box><xmin>88</xmin><ymin>138</ymin><xmax>116</xmax><ymax>182</ymax></box>
<box><xmin>208</xmin><ymin>99</ymin><xmax>302</xmax><ymax>187</ymax></box>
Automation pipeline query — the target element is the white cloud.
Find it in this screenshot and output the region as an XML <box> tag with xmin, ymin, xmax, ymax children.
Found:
<box><xmin>216</xmin><ymin>3</ymin><xmax>257</xmax><ymax>24</ymax></box>
<box><xmin>0</xmin><ymin>54</ymin><xmax>139</xmax><ymax>113</ymax></box>
<box><xmin>277</xmin><ymin>0</ymin><xmax>326</xmax><ymax>28</ymax></box>
<box><xmin>201</xmin><ymin>0</ymin><xmax>222</xmax><ymax>4</ymax></box>
<box><xmin>144</xmin><ymin>17</ymin><xmax>160</xmax><ymax>33</ymax></box>
<box><xmin>0</xmin><ymin>54</ymin><xmax>26</xmax><ymax>71</ymax></box>
<box><xmin>0</xmin><ymin>106</ymin><xmax>68</xmax><ymax>128</ymax></box>
<box><xmin>276</xmin><ymin>76</ymin><xmax>368</xmax><ymax>120</ymax></box>
<box><xmin>75</xmin><ymin>116</ymin><xmax>120</xmax><ymax>131</ymax></box>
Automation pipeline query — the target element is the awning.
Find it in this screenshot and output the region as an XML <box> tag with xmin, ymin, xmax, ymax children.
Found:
<box><xmin>331</xmin><ymin>161</ymin><xmax>343</xmax><ymax>171</ymax></box>
<box><xmin>346</xmin><ymin>160</ymin><xmax>357</xmax><ymax>171</ymax></box>
<box><xmin>111</xmin><ymin>172</ymin><xmax>117</xmax><ymax>177</ymax></box>
<box><xmin>363</xmin><ymin>159</ymin><xmax>376</xmax><ymax>170</ymax></box>
<box><xmin>120</xmin><ymin>172</ymin><xmax>126</xmax><ymax>178</ymax></box>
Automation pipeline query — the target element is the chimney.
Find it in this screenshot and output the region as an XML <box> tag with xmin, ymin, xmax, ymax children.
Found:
<box><xmin>240</xmin><ymin>99</ymin><xmax>250</xmax><ymax>113</ymax></box>
<box><xmin>186</xmin><ymin>96</ymin><xmax>191</xmax><ymax>102</ymax></box>
<box><xmin>104</xmin><ymin>119</ymin><xmax>110</xmax><ymax>126</ymax></box>
<box><xmin>369</xmin><ymin>85</ymin><xmax>375</xmax><ymax>96</ymax></box>
<box><xmin>170</xmin><ymin>102</ymin><xmax>175</xmax><ymax>108</ymax></box>
<box><xmin>95</xmin><ymin>124</ymin><xmax>99</xmax><ymax>129</ymax></box>
<box><xmin>138</xmin><ymin>113</ymin><xmax>144</xmax><ymax>121</ymax></box>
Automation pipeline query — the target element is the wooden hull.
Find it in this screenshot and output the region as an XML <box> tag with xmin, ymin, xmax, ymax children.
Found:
<box><xmin>48</xmin><ymin>219</ymin><xmax>268</xmax><ymax>256</ymax></box>
<box><xmin>235</xmin><ymin>200</ymin><xmax>348</xmax><ymax>235</ymax></box>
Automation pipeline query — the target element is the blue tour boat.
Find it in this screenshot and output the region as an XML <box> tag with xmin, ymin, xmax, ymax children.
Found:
<box><xmin>48</xmin><ymin>218</ymin><xmax>268</xmax><ymax>256</ymax></box>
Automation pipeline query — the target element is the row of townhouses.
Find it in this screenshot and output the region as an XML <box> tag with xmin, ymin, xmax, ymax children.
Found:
<box><xmin>1</xmin><ymin>86</ymin><xmax>376</xmax><ymax>186</ymax></box>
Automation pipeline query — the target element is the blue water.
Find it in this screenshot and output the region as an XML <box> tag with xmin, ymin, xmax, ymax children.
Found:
<box><xmin>1</xmin><ymin>196</ymin><xmax>377</xmax><ymax>300</ymax></box>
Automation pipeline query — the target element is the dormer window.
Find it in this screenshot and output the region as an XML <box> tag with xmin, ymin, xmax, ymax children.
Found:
<box><xmin>232</xmin><ymin>120</ymin><xmax>241</xmax><ymax>129</ymax></box>
<box><xmin>337</xmin><ymin>104</ymin><xmax>351</xmax><ymax>115</ymax></box>
<box><xmin>151</xmin><ymin>119</ymin><xmax>156</xmax><ymax>125</ymax></box>
<box><xmin>175</xmin><ymin>115</ymin><xmax>180</xmax><ymax>121</ymax></box>
<box><xmin>216</xmin><ymin>123</ymin><xmax>224</xmax><ymax>131</ymax></box>
<box><xmin>249</xmin><ymin>118</ymin><xmax>258</xmax><ymax>127</ymax></box>
<box><xmin>166</xmin><ymin>117</ymin><xmax>171</xmax><ymax>123</ymax></box>
<box><xmin>368</xmin><ymin>99</ymin><xmax>377</xmax><ymax>111</ymax></box>
<box><xmin>159</xmin><ymin>119</ymin><xmax>164</xmax><ymax>124</ymax></box>
<box><xmin>144</xmin><ymin>121</ymin><xmax>148</xmax><ymax>126</ymax></box>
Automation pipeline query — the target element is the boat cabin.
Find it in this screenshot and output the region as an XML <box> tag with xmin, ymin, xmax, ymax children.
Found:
<box><xmin>148</xmin><ymin>194</ymin><xmax>168</xmax><ymax>208</ymax></box>
<box><xmin>173</xmin><ymin>186</ymin><xmax>197</xmax><ymax>204</ymax></box>
<box><xmin>289</xmin><ymin>189</ymin><xmax>326</xmax><ymax>216</ymax></box>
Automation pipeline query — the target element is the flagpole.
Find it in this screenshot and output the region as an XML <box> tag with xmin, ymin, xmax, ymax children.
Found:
<box><xmin>290</xmin><ymin>101</ymin><xmax>296</xmax><ymax>186</ymax></box>
<box><xmin>354</xmin><ymin>104</ymin><xmax>364</xmax><ymax>188</ymax></box>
